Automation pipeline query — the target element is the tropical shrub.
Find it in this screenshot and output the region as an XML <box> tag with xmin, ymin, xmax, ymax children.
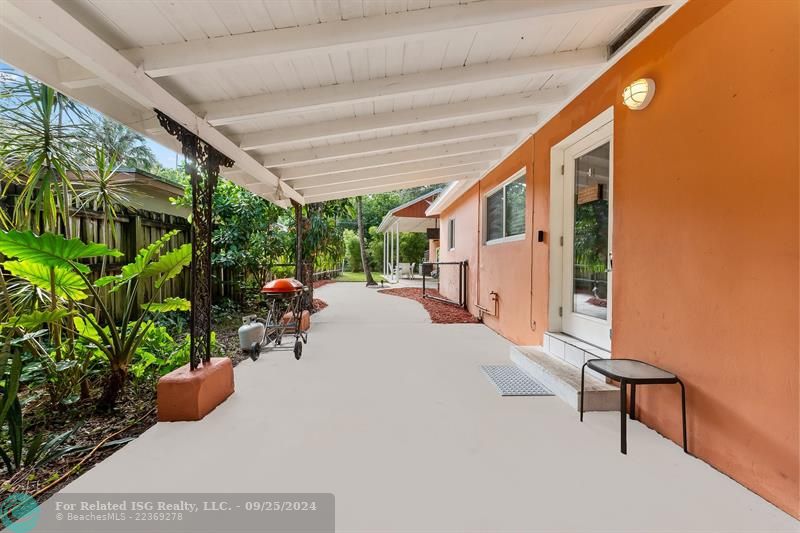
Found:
<box><xmin>130</xmin><ymin>326</ymin><xmax>220</xmax><ymax>380</ymax></box>
<box><xmin>342</xmin><ymin>229</ymin><xmax>361</xmax><ymax>272</ymax></box>
<box><xmin>0</xmin><ymin>229</ymin><xmax>191</xmax><ymax>408</ymax></box>
<box><xmin>367</xmin><ymin>227</ymin><xmax>383</xmax><ymax>271</ymax></box>
<box><xmin>399</xmin><ymin>232</ymin><xmax>428</xmax><ymax>264</ymax></box>
<box><xmin>0</xmin><ymin>343</ymin><xmax>81</xmax><ymax>474</ymax></box>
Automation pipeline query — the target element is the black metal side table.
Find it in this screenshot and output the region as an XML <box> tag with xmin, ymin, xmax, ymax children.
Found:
<box><xmin>580</xmin><ymin>358</ymin><xmax>688</xmax><ymax>455</ymax></box>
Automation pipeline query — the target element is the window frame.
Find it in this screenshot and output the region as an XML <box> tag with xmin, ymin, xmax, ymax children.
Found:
<box><xmin>483</xmin><ymin>167</ymin><xmax>527</xmax><ymax>246</ymax></box>
<box><xmin>447</xmin><ymin>218</ymin><xmax>456</xmax><ymax>250</ymax></box>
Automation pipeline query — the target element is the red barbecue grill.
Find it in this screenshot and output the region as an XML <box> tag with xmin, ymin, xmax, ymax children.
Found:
<box><xmin>241</xmin><ymin>278</ymin><xmax>309</xmax><ymax>360</ymax></box>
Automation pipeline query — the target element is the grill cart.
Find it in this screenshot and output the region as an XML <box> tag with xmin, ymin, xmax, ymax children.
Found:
<box><xmin>238</xmin><ymin>278</ymin><xmax>309</xmax><ymax>361</ymax></box>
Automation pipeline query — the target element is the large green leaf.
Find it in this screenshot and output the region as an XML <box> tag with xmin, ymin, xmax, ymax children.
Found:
<box><xmin>107</xmin><ymin>229</ymin><xmax>182</xmax><ymax>289</ymax></box>
<box><xmin>140</xmin><ymin>243</ymin><xmax>191</xmax><ymax>288</ymax></box>
<box><xmin>0</xmin><ymin>230</ymin><xmax>122</xmax><ymax>273</ymax></box>
<box><xmin>2</xmin><ymin>260</ymin><xmax>88</xmax><ymax>300</ymax></box>
<box><xmin>72</xmin><ymin>316</ymin><xmax>104</xmax><ymax>344</ymax></box>
<box><xmin>11</xmin><ymin>309</ymin><xmax>75</xmax><ymax>330</ymax></box>
<box><xmin>143</xmin><ymin>297</ymin><xmax>190</xmax><ymax>313</ymax></box>
<box><xmin>94</xmin><ymin>275</ymin><xmax>119</xmax><ymax>287</ymax></box>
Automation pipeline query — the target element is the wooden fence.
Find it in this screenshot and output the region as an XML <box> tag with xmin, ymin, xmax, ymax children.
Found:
<box><xmin>72</xmin><ymin>208</ymin><xmax>191</xmax><ymax>322</ymax></box>
<box><xmin>3</xmin><ymin>192</ymin><xmax>343</xmax><ymax>321</ymax></box>
<box><xmin>1</xmin><ymin>189</ymin><xmax>191</xmax><ymax>322</ymax></box>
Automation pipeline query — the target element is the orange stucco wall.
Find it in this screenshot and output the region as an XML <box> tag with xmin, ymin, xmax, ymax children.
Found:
<box><xmin>438</xmin><ymin>0</ymin><xmax>799</xmax><ymax>517</ymax></box>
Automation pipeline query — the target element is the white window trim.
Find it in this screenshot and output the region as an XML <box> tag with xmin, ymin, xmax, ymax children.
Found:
<box><xmin>485</xmin><ymin>233</ymin><xmax>526</xmax><ymax>246</ymax></box>
<box><xmin>448</xmin><ymin>218</ymin><xmax>456</xmax><ymax>250</ymax></box>
<box><xmin>483</xmin><ymin>167</ymin><xmax>527</xmax><ymax>245</ymax></box>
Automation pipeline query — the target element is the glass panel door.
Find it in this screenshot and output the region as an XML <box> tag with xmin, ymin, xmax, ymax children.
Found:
<box><xmin>572</xmin><ymin>143</ymin><xmax>609</xmax><ymax>320</ymax></box>
<box><xmin>561</xmin><ymin>121</ymin><xmax>613</xmax><ymax>350</ymax></box>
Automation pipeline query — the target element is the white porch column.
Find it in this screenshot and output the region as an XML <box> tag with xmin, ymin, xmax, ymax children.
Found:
<box><xmin>386</xmin><ymin>227</ymin><xmax>394</xmax><ymax>281</ymax></box>
<box><xmin>395</xmin><ymin>221</ymin><xmax>400</xmax><ymax>282</ymax></box>
<box><xmin>383</xmin><ymin>231</ymin><xmax>387</xmax><ymax>276</ymax></box>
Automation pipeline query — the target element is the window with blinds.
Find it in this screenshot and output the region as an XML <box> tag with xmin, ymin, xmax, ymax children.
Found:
<box><xmin>485</xmin><ymin>171</ymin><xmax>527</xmax><ymax>244</ymax></box>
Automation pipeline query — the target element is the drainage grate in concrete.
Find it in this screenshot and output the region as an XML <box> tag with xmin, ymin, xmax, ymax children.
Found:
<box><xmin>481</xmin><ymin>365</ymin><xmax>553</xmax><ymax>396</ymax></box>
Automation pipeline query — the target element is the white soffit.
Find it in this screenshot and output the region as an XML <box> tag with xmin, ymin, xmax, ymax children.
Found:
<box><xmin>0</xmin><ymin>0</ymin><xmax>677</xmax><ymax>205</ymax></box>
<box><xmin>426</xmin><ymin>0</ymin><xmax>689</xmax><ymax>216</ymax></box>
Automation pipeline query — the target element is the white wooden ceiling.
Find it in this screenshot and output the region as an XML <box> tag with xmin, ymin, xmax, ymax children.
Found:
<box><xmin>0</xmin><ymin>0</ymin><xmax>678</xmax><ymax>206</ymax></box>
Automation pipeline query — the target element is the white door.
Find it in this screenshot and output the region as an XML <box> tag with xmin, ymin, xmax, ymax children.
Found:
<box><xmin>561</xmin><ymin>121</ymin><xmax>613</xmax><ymax>350</ymax></box>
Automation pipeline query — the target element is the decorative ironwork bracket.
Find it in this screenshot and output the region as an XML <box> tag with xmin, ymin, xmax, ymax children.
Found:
<box><xmin>155</xmin><ymin>110</ymin><xmax>233</xmax><ymax>370</ymax></box>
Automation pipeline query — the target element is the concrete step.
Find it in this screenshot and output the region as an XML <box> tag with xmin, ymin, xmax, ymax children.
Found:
<box><xmin>510</xmin><ymin>345</ymin><xmax>619</xmax><ymax>412</ymax></box>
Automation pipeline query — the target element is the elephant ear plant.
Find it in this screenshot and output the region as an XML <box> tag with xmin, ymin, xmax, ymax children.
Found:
<box><xmin>0</xmin><ymin>229</ymin><xmax>191</xmax><ymax>409</ymax></box>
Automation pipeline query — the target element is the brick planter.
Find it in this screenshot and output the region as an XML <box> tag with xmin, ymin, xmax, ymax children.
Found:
<box><xmin>157</xmin><ymin>358</ymin><xmax>234</xmax><ymax>422</ymax></box>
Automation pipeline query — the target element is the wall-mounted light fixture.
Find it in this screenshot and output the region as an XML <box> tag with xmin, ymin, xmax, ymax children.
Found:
<box><xmin>622</xmin><ymin>78</ymin><xmax>655</xmax><ymax>110</ymax></box>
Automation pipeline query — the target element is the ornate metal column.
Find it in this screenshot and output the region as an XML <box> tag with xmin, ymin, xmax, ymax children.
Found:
<box><xmin>292</xmin><ymin>199</ymin><xmax>303</xmax><ymax>281</ymax></box>
<box><xmin>156</xmin><ymin>110</ymin><xmax>233</xmax><ymax>370</ymax></box>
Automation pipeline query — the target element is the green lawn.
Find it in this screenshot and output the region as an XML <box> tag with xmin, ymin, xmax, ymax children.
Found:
<box><xmin>334</xmin><ymin>271</ymin><xmax>385</xmax><ymax>282</ymax></box>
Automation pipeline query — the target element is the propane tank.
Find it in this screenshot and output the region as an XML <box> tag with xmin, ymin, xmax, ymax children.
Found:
<box><xmin>238</xmin><ymin>315</ymin><xmax>265</xmax><ymax>351</ymax></box>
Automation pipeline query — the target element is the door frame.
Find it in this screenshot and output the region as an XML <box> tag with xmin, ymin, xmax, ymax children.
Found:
<box><xmin>548</xmin><ymin>106</ymin><xmax>614</xmax><ymax>349</ymax></box>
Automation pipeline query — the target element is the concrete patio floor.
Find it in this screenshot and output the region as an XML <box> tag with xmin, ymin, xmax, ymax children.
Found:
<box><xmin>62</xmin><ymin>283</ymin><xmax>797</xmax><ymax>532</ymax></box>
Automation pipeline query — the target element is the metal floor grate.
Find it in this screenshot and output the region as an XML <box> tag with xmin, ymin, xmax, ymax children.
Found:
<box><xmin>481</xmin><ymin>365</ymin><xmax>553</xmax><ymax>396</ymax></box>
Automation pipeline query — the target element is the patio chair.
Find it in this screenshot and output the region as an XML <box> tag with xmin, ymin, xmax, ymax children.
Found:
<box><xmin>398</xmin><ymin>262</ymin><xmax>413</xmax><ymax>279</ymax></box>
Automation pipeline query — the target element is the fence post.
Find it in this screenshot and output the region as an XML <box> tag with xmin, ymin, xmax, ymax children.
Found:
<box><xmin>125</xmin><ymin>214</ymin><xmax>145</xmax><ymax>317</ymax></box>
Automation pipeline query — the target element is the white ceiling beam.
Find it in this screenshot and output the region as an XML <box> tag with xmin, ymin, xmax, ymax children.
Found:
<box><xmin>0</xmin><ymin>21</ymin><xmax>187</xmax><ymax>159</ymax></box>
<box><xmin>0</xmin><ymin>25</ymin><xmax>147</xmax><ymax>134</ymax></box>
<box><xmin>288</xmin><ymin>152</ymin><xmax>501</xmax><ymax>190</ymax></box>
<box><xmin>1</xmin><ymin>0</ymin><xmax>303</xmax><ymax>206</ymax></box>
<box><xmin>275</xmin><ymin>136</ymin><xmax>519</xmax><ymax>180</ymax></box>
<box><xmin>200</xmin><ymin>48</ymin><xmax>604</xmax><ymax>125</ymax></box>
<box><xmin>298</xmin><ymin>164</ymin><xmax>485</xmax><ymax>197</ymax></box>
<box><xmin>57</xmin><ymin>0</ymin><xmax>671</xmax><ymax>88</ymax></box>
<box><xmin>262</xmin><ymin>115</ymin><xmax>537</xmax><ymax>168</ymax></box>
<box><xmin>304</xmin><ymin>174</ymin><xmax>478</xmax><ymax>204</ymax></box>
<box><xmin>237</xmin><ymin>88</ymin><xmax>565</xmax><ymax>151</ymax></box>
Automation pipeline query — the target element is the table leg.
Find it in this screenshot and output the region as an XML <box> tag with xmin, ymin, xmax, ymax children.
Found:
<box><xmin>580</xmin><ymin>363</ymin><xmax>587</xmax><ymax>422</ymax></box>
<box><xmin>678</xmin><ymin>379</ymin><xmax>688</xmax><ymax>454</ymax></box>
<box><xmin>630</xmin><ymin>383</ymin><xmax>636</xmax><ymax>420</ymax></box>
<box><xmin>620</xmin><ymin>380</ymin><xmax>627</xmax><ymax>454</ymax></box>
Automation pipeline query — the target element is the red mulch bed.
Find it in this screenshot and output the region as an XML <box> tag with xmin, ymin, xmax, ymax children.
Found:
<box><xmin>378</xmin><ymin>288</ymin><xmax>479</xmax><ymax>324</ymax></box>
<box><xmin>314</xmin><ymin>279</ymin><xmax>336</xmax><ymax>289</ymax></box>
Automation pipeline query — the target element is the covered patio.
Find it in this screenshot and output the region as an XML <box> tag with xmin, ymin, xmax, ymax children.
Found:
<box><xmin>58</xmin><ymin>283</ymin><xmax>795</xmax><ymax>531</ymax></box>
<box><xmin>1</xmin><ymin>0</ymin><xmax>797</xmax><ymax>528</ymax></box>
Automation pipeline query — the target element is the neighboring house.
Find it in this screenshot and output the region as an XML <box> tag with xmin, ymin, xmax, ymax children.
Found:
<box><xmin>427</xmin><ymin>0</ymin><xmax>797</xmax><ymax>518</ymax></box>
<box><xmin>107</xmin><ymin>167</ymin><xmax>189</xmax><ymax>219</ymax></box>
<box><xmin>377</xmin><ymin>189</ymin><xmax>440</xmax><ymax>281</ymax></box>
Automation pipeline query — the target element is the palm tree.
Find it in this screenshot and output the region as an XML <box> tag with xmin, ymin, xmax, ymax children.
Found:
<box><xmin>87</xmin><ymin>117</ymin><xmax>157</xmax><ymax>170</ymax></box>
<box><xmin>356</xmin><ymin>196</ymin><xmax>377</xmax><ymax>286</ymax></box>
<box><xmin>76</xmin><ymin>147</ymin><xmax>131</xmax><ymax>277</ymax></box>
<box><xmin>0</xmin><ymin>72</ymin><xmax>89</xmax><ymax>235</ymax></box>
<box><xmin>0</xmin><ymin>72</ymin><xmax>92</xmax><ymax>371</ymax></box>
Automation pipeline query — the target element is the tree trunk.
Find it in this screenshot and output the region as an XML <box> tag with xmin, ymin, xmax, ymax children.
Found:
<box><xmin>356</xmin><ymin>196</ymin><xmax>377</xmax><ymax>286</ymax></box>
<box><xmin>303</xmin><ymin>261</ymin><xmax>314</xmax><ymax>311</ymax></box>
<box><xmin>80</xmin><ymin>379</ymin><xmax>91</xmax><ymax>401</ymax></box>
<box><xmin>293</xmin><ymin>200</ymin><xmax>314</xmax><ymax>310</ymax></box>
<box><xmin>98</xmin><ymin>365</ymin><xmax>127</xmax><ymax>411</ymax></box>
